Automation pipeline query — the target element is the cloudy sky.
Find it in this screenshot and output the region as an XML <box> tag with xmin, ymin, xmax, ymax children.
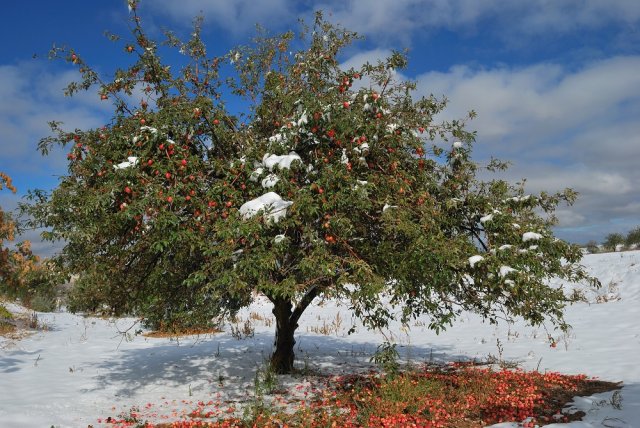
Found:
<box><xmin>1</xmin><ymin>0</ymin><xmax>639</xmax><ymax>256</ymax></box>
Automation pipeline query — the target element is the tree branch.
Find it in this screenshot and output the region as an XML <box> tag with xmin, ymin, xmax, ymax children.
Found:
<box><xmin>290</xmin><ymin>282</ymin><xmax>327</xmax><ymax>325</ymax></box>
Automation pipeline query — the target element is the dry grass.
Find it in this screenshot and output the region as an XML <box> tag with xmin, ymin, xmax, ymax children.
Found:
<box><xmin>143</xmin><ymin>326</ymin><xmax>224</xmax><ymax>338</ymax></box>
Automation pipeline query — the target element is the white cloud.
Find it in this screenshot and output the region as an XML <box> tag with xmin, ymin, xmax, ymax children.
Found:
<box><xmin>311</xmin><ymin>0</ymin><xmax>640</xmax><ymax>43</ymax></box>
<box><xmin>0</xmin><ymin>62</ymin><xmax>110</xmax><ymax>258</ymax></box>
<box><xmin>148</xmin><ymin>0</ymin><xmax>294</xmax><ymax>35</ymax></box>
<box><xmin>400</xmin><ymin>55</ymin><xmax>640</xmax><ymax>241</ymax></box>
<box><xmin>339</xmin><ymin>48</ymin><xmax>392</xmax><ymax>71</ymax></box>
<box><xmin>0</xmin><ymin>62</ymin><xmax>109</xmax><ymax>176</ymax></box>
<box><xmin>144</xmin><ymin>0</ymin><xmax>639</xmax><ymax>42</ymax></box>
<box><xmin>416</xmin><ymin>57</ymin><xmax>640</xmax><ymax>144</ymax></box>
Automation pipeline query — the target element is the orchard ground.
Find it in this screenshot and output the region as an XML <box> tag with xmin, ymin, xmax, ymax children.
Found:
<box><xmin>1</xmin><ymin>250</ymin><xmax>639</xmax><ymax>427</ymax></box>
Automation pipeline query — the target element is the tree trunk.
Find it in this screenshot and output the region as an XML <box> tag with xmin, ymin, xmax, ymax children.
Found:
<box><xmin>270</xmin><ymin>297</ymin><xmax>297</xmax><ymax>374</ymax></box>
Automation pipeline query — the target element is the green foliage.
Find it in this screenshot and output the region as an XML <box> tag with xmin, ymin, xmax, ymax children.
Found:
<box><xmin>25</xmin><ymin>8</ymin><xmax>597</xmax><ymax>368</ymax></box>
<box><xmin>625</xmin><ymin>227</ymin><xmax>640</xmax><ymax>247</ymax></box>
<box><xmin>0</xmin><ymin>304</ymin><xmax>13</xmax><ymax>320</ymax></box>
<box><xmin>1</xmin><ymin>172</ymin><xmax>19</xmax><ymax>285</ymax></box>
<box><xmin>1</xmin><ymin>173</ymin><xmax>61</xmax><ymax>311</ymax></box>
<box><xmin>371</xmin><ymin>341</ymin><xmax>400</xmax><ymax>375</ymax></box>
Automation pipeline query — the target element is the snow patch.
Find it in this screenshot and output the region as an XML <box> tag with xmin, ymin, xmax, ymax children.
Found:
<box><xmin>297</xmin><ymin>111</ymin><xmax>308</xmax><ymax>127</ymax></box>
<box><xmin>139</xmin><ymin>126</ymin><xmax>158</xmax><ymax>134</ymax></box>
<box><xmin>522</xmin><ymin>232</ymin><xmax>543</xmax><ymax>242</ymax></box>
<box><xmin>268</xmin><ymin>133</ymin><xmax>286</xmax><ymax>145</ymax></box>
<box><xmin>480</xmin><ymin>214</ymin><xmax>494</xmax><ymax>224</ymax></box>
<box><xmin>113</xmin><ymin>157</ymin><xmax>139</xmax><ymax>170</ymax></box>
<box><xmin>261</xmin><ymin>174</ymin><xmax>280</xmax><ymax>189</ymax></box>
<box><xmin>469</xmin><ymin>255</ymin><xmax>484</xmax><ymax>267</ymax></box>
<box><xmin>249</xmin><ymin>167</ymin><xmax>265</xmax><ymax>182</ymax></box>
<box><xmin>263</xmin><ymin>152</ymin><xmax>302</xmax><ymax>170</ymax></box>
<box><xmin>499</xmin><ymin>266</ymin><xmax>518</xmax><ymax>277</ymax></box>
<box><xmin>353</xmin><ymin>142</ymin><xmax>369</xmax><ymax>155</ymax></box>
<box><xmin>341</xmin><ymin>149</ymin><xmax>349</xmax><ymax>165</ymax></box>
<box><xmin>239</xmin><ymin>192</ymin><xmax>293</xmax><ymax>223</ymax></box>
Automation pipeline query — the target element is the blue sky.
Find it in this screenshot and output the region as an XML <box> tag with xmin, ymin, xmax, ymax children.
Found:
<box><xmin>1</xmin><ymin>0</ymin><xmax>639</xmax><ymax>256</ymax></box>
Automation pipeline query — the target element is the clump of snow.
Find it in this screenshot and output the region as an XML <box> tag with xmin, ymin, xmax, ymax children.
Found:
<box><xmin>261</xmin><ymin>174</ymin><xmax>279</xmax><ymax>189</ymax></box>
<box><xmin>353</xmin><ymin>142</ymin><xmax>369</xmax><ymax>155</ymax></box>
<box><xmin>498</xmin><ymin>244</ymin><xmax>513</xmax><ymax>251</ymax></box>
<box><xmin>268</xmin><ymin>133</ymin><xmax>289</xmax><ymax>146</ymax></box>
<box><xmin>262</xmin><ymin>152</ymin><xmax>302</xmax><ymax>170</ymax></box>
<box><xmin>274</xmin><ymin>234</ymin><xmax>285</xmax><ymax>243</ymax></box>
<box><xmin>139</xmin><ymin>126</ymin><xmax>158</xmax><ymax>134</ymax></box>
<box><xmin>249</xmin><ymin>167</ymin><xmax>265</xmax><ymax>182</ymax></box>
<box><xmin>522</xmin><ymin>232</ymin><xmax>543</xmax><ymax>242</ymax></box>
<box><xmin>297</xmin><ymin>111</ymin><xmax>308</xmax><ymax>127</ymax></box>
<box><xmin>341</xmin><ymin>149</ymin><xmax>349</xmax><ymax>164</ymax></box>
<box><xmin>499</xmin><ymin>266</ymin><xmax>518</xmax><ymax>277</ymax></box>
<box><xmin>469</xmin><ymin>255</ymin><xmax>484</xmax><ymax>267</ymax></box>
<box><xmin>249</xmin><ymin>152</ymin><xmax>303</xmax><ymax>185</ymax></box>
<box><xmin>239</xmin><ymin>192</ymin><xmax>292</xmax><ymax>223</ymax></box>
<box><xmin>453</xmin><ymin>141</ymin><xmax>463</xmax><ymax>148</ymax></box>
<box><xmin>506</xmin><ymin>195</ymin><xmax>531</xmax><ymax>203</ymax></box>
<box><xmin>113</xmin><ymin>156</ymin><xmax>139</xmax><ymax>170</ymax></box>
<box><xmin>480</xmin><ymin>214</ymin><xmax>494</xmax><ymax>224</ymax></box>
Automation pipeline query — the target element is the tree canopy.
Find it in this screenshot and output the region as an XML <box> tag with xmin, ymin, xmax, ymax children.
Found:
<box><xmin>603</xmin><ymin>233</ymin><xmax>625</xmax><ymax>251</ymax></box>
<box><xmin>26</xmin><ymin>7</ymin><xmax>597</xmax><ymax>373</ymax></box>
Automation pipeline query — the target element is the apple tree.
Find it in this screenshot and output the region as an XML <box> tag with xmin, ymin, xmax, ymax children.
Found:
<box><xmin>27</xmin><ymin>8</ymin><xmax>597</xmax><ymax>373</ymax></box>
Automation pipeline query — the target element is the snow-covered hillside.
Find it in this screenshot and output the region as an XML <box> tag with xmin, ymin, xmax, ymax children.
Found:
<box><xmin>1</xmin><ymin>250</ymin><xmax>639</xmax><ymax>427</ymax></box>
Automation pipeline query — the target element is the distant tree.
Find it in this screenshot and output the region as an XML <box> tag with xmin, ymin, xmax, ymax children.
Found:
<box><xmin>26</xmin><ymin>6</ymin><xmax>598</xmax><ymax>373</ymax></box>
<box><xmin>1</xmin><ymin>172</ymin><xmax>19</xmax><ymax>287</ymax></box>
<box><xmin>603</xmin><ymin>233</ymin><xmax>625</xmax><ymax>251</ymax></box>
<box><xmin>585</xmin><ymin>240</ymin><xmax>599</xmax><ymax>254</ymax></box>
<box><xmin>0</xmin><ymin>172</ymin><xmax>57</xmax><ymax>310</ymax></box>
<box><xmin>625</xmin><ymin>227</ymin><xmax>640</xmax><ymax>248</ymax></box>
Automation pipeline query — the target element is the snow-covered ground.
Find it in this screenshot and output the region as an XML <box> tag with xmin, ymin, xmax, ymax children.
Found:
<box><xmin>1</xmin><ymin>250</ymin><xmax>639</xmax><ymax>427</ymax></box>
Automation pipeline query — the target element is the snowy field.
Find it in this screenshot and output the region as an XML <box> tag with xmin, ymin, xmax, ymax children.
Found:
<box><xmin>1</xmin><ymin>250</ymin><xmax>639</xmax><ymax>427</ymax></box>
